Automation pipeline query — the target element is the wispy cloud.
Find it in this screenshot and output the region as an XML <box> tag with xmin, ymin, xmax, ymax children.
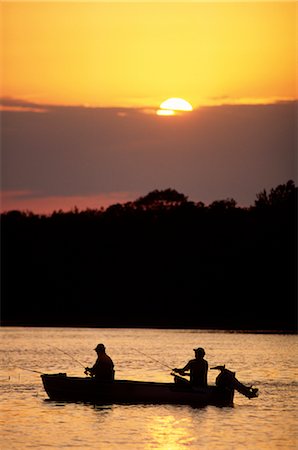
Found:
<box><xmin>0</xmin><ymin>97</ymin><xmax>49</xmax><ymax>113</ymax></box>
<box><xmin>1</xmin><ymin>95</ymin><xmax>296</xmax><ymax>113</ymax></box>
<box><xmin>205</xmin><ymin>95</ymin><xmax>297</xmax><ymax>107</ymax></box>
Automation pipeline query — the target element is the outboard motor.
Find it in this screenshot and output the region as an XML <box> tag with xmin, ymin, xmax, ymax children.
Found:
<box><xmin>211</xmin><ymin>365</ymin><xmax>258</xmax><ymax>399</ymax></box>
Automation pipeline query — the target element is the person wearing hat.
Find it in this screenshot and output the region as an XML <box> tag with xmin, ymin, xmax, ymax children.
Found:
<box><xmin>173</xmin><ymin>347</ymin><xmax>208</xmax><ymax>387</ymax></box>
<box><xmin>85</xmin><ymin>344</ymin><xmax>115</xmax><ymax>381</ymax></box>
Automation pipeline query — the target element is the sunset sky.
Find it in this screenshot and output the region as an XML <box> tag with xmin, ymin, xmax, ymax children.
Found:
<box><xmin>1</xmin><ymin>2</ymin><xmax>297</xmax><ymax>213</ymax></box>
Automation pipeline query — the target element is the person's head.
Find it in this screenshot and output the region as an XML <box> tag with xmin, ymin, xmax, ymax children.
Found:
<box><xmin>193</xmin><ymin>347</ymin><xmax>205</xmax><ymax>359</ymax></box>
<box><xmin>94</xmin><ymin>343</ymin><xmax>106</xmax><ymax>354</ymax></box>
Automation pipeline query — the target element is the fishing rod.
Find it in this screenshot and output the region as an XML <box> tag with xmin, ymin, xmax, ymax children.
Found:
<box><xmin>47</xmin><ymin>344</ymin><xmax>86</xmax><ymax>369</ymax></box>
<box><xmin>15</xmin><ymin>366</ymin><xmax>44</xmax><ymax>374</ymax></box>
<box><xmin>132</xmin><ymin>348</ymin><xmax>173</xmax><ymax>371</ymax></box>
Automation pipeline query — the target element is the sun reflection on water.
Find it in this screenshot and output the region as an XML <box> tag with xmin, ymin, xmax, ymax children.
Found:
<box><xmin>145</xmin><ymin>413</ymin><xmax>196</xmax><ymax>450</ymax></box>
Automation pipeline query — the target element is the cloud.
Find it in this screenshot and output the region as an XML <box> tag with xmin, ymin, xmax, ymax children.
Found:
<box><xmin>205</xmin><ymin>95</ymin><xmax>297</xmax><ymax>106</ymax></box>
<box><xmin>0</xmin><ymin>97</ymin><xmax>50</xmax><ymax>112</ymax></box>
<box><xmin>1</xmin><ymin>99</ymin><xmax>297</xmax><ymax>212</ymax></box>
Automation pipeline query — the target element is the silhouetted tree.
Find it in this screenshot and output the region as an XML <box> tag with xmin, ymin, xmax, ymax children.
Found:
<box><xmin>254</xmin><ymin>180</ymin><xmax>296</xmax><ymax>209</ymax></box>
<box><xmin>1</xmin><ymin>180</ymin><xmax>296</xmax><ymax>331</ymax></box>
<box><xmin>209</xmin><ymin>198</ymin><xmax>237</xmax><ymax>211</ymax></box>
<box><xmin>134</xmin><ymin>189</ymin><xmax>188</xmax><ymax>209</ymax></box>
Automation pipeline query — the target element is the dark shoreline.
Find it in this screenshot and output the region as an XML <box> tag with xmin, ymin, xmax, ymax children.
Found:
<box><xmin>2</xmin><ymin>182</ymin><xmax>297</xmax><ymax>335</ymax></box>
<box><xmin>1</xmin><ymin>322</ymin><xmax>296</xmax><ymax>335</ymax></box>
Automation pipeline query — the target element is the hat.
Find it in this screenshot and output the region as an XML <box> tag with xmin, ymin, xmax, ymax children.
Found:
<box><xmin>193</xmin><ymin>347</ymin><xmax>205</xmax><ymax>356</ymax></box>
<box><xmin>94</xmin><ymin>343</ymin><xmax>105</xmax><ymax>352</ymax></box>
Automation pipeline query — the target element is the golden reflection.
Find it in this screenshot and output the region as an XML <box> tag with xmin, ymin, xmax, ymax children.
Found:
<box><xmin>145</xmin><ymin>414</ymin><xmax>195</xmax><ymax>450</ymax></box>
<box><xmin>156</xmin><ymin>109</ymin><xmax>175</xmax><ymax>116</ymax></box>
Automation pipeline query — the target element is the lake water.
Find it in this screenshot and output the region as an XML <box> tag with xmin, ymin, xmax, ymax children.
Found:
<box><xmin>0</xmin><ymin>327</ymin><xmax>297</xmax><ymax>449</ymax></box>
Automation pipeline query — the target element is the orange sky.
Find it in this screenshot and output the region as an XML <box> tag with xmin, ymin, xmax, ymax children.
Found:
<box><xmin>1</xmin><ymin>2</ymin><xmax>297</xmax><ymax>213</ymax></box>
<box><xmin>2</xmin><ymin>2</ymin><xmax>296</xmax><ymax>108</ymax></box>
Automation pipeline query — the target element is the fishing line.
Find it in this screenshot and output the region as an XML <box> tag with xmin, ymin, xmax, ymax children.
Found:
<box><xmin>132</xmin><ymin>347</ymin><xmax>173</xmax><ymax>371</ymax></box>
<box><xmin>47</xmin><ymin>344</ymin><xmax>86</xmax><ymax>369</ymax></box>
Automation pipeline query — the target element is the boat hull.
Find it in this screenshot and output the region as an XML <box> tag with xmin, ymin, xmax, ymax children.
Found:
<box><xmin>41</xmin><ymin>374</ymin><xmax>234</xmax><ymax>407</ymax></box>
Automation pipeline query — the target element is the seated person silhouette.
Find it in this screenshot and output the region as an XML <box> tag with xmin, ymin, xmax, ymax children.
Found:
<box><xmin>85</xmin><ymin>343</ymin><xmax>115</xmax><ymax>382</ymax></box>
<box><xmin>173</xmin><ymin>347</ymin><xmax>208</xmax><ymax>387</ymax></box>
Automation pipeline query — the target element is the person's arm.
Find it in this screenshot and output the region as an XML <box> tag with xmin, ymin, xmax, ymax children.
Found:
<box><xmin>182</xmin><ymin>361</ymin><xmax>191</xmax><ymax>372</ymax></box>
<box><xmin>173</xmin><ymin>361</ymin><xmax>191</xmax><ymax>375</ymax></box>
<box><xmin>85</xmin><ymin>360</ymin><xmax>98</xmax><ymax>377</ymax></box>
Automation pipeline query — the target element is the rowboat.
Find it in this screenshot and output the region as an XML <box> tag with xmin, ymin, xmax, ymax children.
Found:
<box><xmin>41</xmin><ymin>373</ymin><xmax>235</xmax><ymax>407</ymax></box>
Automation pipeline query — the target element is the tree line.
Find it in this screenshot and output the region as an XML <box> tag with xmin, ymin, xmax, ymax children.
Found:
<box><xmin>1</xmin><ymin>180</ymin><xmax>297</xmax><ymax>332</ymax></box>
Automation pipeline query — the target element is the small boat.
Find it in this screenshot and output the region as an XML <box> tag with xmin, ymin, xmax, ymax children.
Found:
<box><xmin>41</xmin><ymin>366</ymin><xmax>258</xmax><ymax>408</ymax></box>
<box><xmin>41</xmin><ymin>373</ymin><xmax>235</xmax><ymax>407</ymax></box>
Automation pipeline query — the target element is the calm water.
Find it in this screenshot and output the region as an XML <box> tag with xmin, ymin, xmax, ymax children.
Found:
<box><xmin>0</xmin><ymin>327</ymin><xmax>297</xmax><ymax>449</ymax></box>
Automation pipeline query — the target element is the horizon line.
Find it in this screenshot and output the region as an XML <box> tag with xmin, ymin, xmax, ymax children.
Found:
<box><xmin>1</xmin><ymin>96</ymin><xmax>297</xmax><ymax>113</ymax></box>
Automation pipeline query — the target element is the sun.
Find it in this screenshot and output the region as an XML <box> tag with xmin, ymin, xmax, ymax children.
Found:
<box><xmin>157</xmin><ymin>98</ymin><xmax>193</xmax><ymax>116</ymax></box>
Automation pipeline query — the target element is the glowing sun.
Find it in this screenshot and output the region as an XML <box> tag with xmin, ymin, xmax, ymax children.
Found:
<box><xmin>157</xmin><ymin>98</ymin><xmax>193</xmax><ymax>116</ymax></box>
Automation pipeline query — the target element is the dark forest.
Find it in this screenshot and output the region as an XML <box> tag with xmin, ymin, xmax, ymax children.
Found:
<box><xmin>1</xmin><ymin>180</ymin><xmax>297</xmax><ymax>332</ymax></box>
